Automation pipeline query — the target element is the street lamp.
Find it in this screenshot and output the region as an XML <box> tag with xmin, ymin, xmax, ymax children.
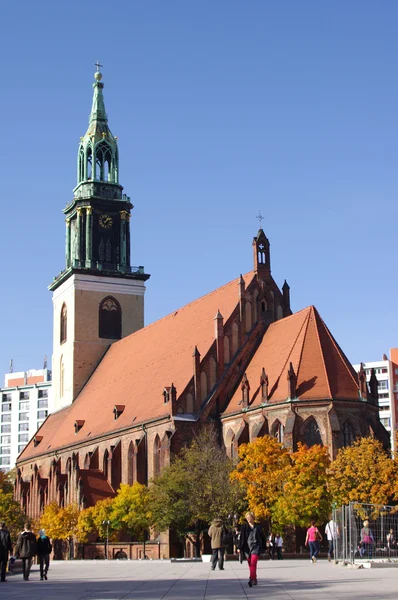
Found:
<box><xmin>103</xmin><ymin>520</ymin><xmax>110</xmax><ymax>560</ymax></box>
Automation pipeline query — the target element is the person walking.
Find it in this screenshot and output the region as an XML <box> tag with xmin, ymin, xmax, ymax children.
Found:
<box><xmin>274</xmin><ymin>533</ymin><xmax>283</xmax><ymax>560</ymax></box>
<box><xmin>232</xmin><ymin>525</ymin><xmax>241</xmax><ymax>555</ymax></box>
<box><xmin>305</xmin><ymin>520</ymin><xmax>322</xmax><ymax>563</ymax></box>
<box><xmin>386</xmin><ymin>529</ymin><xmax>395</xmax><ymax>555</ymax></box>
<box><xmin>0</xmin><ymin>522</ymin><xmax>12</xmax><ymax>582</ymax></box>
<box><xmin>208</xmin><ymin>517</ymin><xmax>226</xmax><ymax>571</ymax></box>
<box><xmin>238</xmin><ymin>512</ymin><xmax>265</xmax><ymax>588</ymax></box>
<box><xmin>360</xmin><ymin>520</ymin><xmax>374</xmax><ymax>559</ymax></box>
<box><xmin>325</xmin><ymin>517</ymin><xmax>339</xmax><ymax>562</ymax></box>
<box><xmin>37</xmin><ymin>529</ymin><xmax>52</xmax><ymax>581</ymax></box>
<box><xmin>15</xmin><ymin>522</ymin><xmax>37</xmax><ymax>581</ymax></box>
<box><xmin>268</xmin><ymin>532</ymin><xmax>275</xmax><ymax>560</ymax></box>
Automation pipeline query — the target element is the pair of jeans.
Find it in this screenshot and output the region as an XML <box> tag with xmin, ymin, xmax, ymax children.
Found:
<box><xmin>22</xmin><ymin>557</ymin><xmax>33</xmax><ymax>580</ymax></box>
<box><xmin>211</xmin><ymin>548</ymin><xmax>224</xmax><ymax>570</ymax></box>
<box><xmin>276</xmin><ymin>547</ymin><xmax>282</xmax><ymax>560</ymax></box>
<box><xmin>328</xmin><ymin>540</ymin><xmax>334</xmax><ymax>558</ymax></box>
<box><xmin>39</xmin><ymin>554</ymin><xmax>50</xmax><ymax>578</ymax></box>
<box><xmin>0</xmin><ymin>560</ymin><xmax>7</xmax><ymax>581</ymax></box>
<box><xmin>247</xmin><ymin>553</ymin><xmax>259</xmax><ymax>582</ymax></box>
<box><xmin>309</xmin><ymin>541</ymin><xmax>319</xmax><ymax>559</ymax></box>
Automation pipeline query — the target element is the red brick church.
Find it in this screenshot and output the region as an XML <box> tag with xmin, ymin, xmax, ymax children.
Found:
<box><xmin>15</xmin><ymin>67</ymin><xmax>388</xmax><ymax>558</ymax></box>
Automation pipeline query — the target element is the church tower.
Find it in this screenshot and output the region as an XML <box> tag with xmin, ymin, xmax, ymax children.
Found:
<box><xmin>49</xmin><ymin>65</ymin><xmax>150</xmax><ymax>410</ymax></box>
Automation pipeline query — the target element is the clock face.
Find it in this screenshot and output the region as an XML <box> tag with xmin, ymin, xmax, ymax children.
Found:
<box><xmin>99</xmin><ymin>214</ymin><xmax>113</xmax><ymax>229</ymax></box>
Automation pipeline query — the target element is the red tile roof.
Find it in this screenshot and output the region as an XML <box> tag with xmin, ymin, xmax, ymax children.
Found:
<box><xmin>224</xmin><ymin>305</ymin><xmax>359</xmax><ymax>414</ymax></box>
<box><xmin>79</xmin><ymin>469</ymin><xmax>116</xmax><ymax>505</ymax></box>
<box><xmin>20</xmin><ymin>272</ymin><xmax>254</xmax><ymax>461</ymax></box>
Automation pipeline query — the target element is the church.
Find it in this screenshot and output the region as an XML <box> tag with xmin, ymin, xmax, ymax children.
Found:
<box><xmin>15</xmin><ymin>67</ymin><xmax>388</xmax><ymax>558</ymax></box>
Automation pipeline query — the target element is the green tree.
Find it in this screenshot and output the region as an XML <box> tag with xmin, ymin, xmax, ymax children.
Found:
<box><xmin>149</xmin><ymin>426</ymin><xmax>245</xmax><ymax>556</ymax></box>
<box><xmin>328</xmin><ymin>437</ymin><xmax>396</xmax><ymax>507</ymax></box>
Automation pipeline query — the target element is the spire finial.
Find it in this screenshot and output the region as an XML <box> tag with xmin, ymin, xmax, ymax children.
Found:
<box><xmin>256</xmin><ymin>210</ymin><xmax>264</xmax><ymax>228</ymax></box>
<box><xmin>94</xmin><ymin>60</ymin><xmax>103</xmax><ymax>81</ymax></box>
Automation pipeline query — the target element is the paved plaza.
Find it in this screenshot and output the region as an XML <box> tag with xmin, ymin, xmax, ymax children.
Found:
<box><xmin>3</xmin><ymin>559</ymin><xmax>398</xmax><ymax>600</ymax></box>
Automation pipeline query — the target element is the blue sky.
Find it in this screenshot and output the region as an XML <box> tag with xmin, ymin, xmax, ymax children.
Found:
<box><xmin>1</xmin><ymin>1</ymin><xmax>397</xmax><ymax>377</ymax></box>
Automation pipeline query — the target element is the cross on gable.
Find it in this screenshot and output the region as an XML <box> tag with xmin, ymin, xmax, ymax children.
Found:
<box><xmin>256</xmin><ymin>210</ymin><xmax>264</xmax><ymax>226</ymax></box>
<box><xmin>259</xmin><ymin>243</ymin><xmax>264</xmax><ymax>250</ymax></box>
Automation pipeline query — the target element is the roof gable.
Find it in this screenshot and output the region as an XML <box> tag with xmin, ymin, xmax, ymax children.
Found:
<box><xmin>224</xmin><ymin>306</ymin><xmax>359</xmax><ymax>414</ymax></box>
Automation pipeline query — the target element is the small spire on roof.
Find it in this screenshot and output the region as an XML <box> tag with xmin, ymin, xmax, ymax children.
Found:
<box><xmin>287</xmin><ymin>362</ymin><xmax>297</xmax><ymax>400</ymax></box>
<box><xmin>260</xmin><ymin>367</ymin><xmax>269</xmax><ymax>403</ymax></box>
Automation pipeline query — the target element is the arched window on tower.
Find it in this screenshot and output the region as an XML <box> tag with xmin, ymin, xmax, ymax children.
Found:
<box><xmin>86</xmin><ymin>146</ymin><xmax>92</xmax><ymax>180</ymax></box>
<box><xmin>60</xmin><ymin>304</ymin><xmax>67</xmax><ymax>344</ymax></box>
<box><xmin>95</xmin><ymin>142</ymin><xmax>113</xmax><ymax>182</ymax></box>
<box><xmin>257</xmin><ymin>243</ymin><xmax>266</xmax><ymax>264</ymax></box>
<box><xmin>99</xmin><ymin>297</ymin><xmax>122</xmax><ymax>339</ymax></box>
<box><xmin>342</xmin><ymin>421</ymin><xmax>356</xmax><ymax>447</ymax></box>
<box><xmin>78</xmin><ymin>146</ymin><xmax>85</xmax><ymax>183</ymax></box>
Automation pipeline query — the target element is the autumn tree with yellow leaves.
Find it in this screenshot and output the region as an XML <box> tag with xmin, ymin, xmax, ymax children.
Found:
<box><xmin>272</xmin><ymin>443</ymin><xmax>331</xmax><ymax>527</ymax></box>
<box><xmin>231</xmin><ymin>435</ymin><xmax>290</xmax><ymax>520</ymax></box>
<box><xmin>328</xmin><ymin>437</ymin><xmax>396</xmax><ymax>507</ymax></box>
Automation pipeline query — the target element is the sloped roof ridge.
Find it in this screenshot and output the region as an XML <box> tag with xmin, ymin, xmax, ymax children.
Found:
<box><xmin>312</xmin><ymin>306</ymin><xmax>359</xmax><ymax>388</ymax></box>
<box><xmin>112</xmin><ymin>270</ymin><xmax>255</xmax><ymax>347</ymax></box>
<box><xmin>270</xmin><ymin>306</ymin><xmax>312</xmax><ymax>398</ymax></box>
<box><xmin>310</xmin><ymin>306</ymin><xmax>333</xmax><ymax>398</ymax></box>
<box><xmin>294</xmin><ymin>307</ymin><xmax>313</xmax><ymax>383</ymax></box>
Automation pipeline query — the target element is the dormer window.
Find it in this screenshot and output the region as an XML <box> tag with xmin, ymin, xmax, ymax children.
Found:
<box><xmin>74</xmin><ymin>420</ymin><xmax>85</xmax><ymax>434</ymax></box>
<box><xmin>33</xmin><ymin>436</ymin><xmax>43</xmax><ymax>448</ymax></box>
<box><xmin>113</xmin><ymin>405</ymin><xmax>125</xmax><ymax>420</ymax></box>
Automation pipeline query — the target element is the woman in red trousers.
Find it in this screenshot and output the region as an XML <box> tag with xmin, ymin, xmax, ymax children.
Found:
<box><xmin>238</xmin><ymin>512</ymin><xmax>266</xmax><ymax>587</ymax></box>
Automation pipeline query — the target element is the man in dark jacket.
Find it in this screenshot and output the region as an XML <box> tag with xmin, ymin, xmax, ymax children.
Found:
<box><xmin>0</xmin><ymin>522</ymin><xmax>12</xmax><ymax>582</ymax></box>
<box><xmin>15</xmin><ymin>523</ymin><xmax>37</xmax><ymax>581</ymax></box>
<box><xmin>37</xmin><ymin>529</ymin><xmax>52</xmax><ymax>580</ymax></box>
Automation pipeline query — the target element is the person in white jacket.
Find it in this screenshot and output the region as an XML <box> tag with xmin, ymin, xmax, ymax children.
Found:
<box><xmin>274</xmin><ymin>533</ymin><xmax>283</xmax><ymax>560</ymax></box>
<box><xmin>325</xmin><ymin>518</ymin><xmax>339</xmax><ymax>562</ymax></box>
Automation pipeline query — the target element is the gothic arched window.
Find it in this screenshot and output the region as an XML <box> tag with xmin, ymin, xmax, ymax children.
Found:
<box><xmin>60</xmin><ymin>304</ymin><xmax>67</xmax><ymax>344</ymax></box>
<box><xmin>153</xmin><ymin>435</ymin><xmax>161</xmax><ymax>477</ymax></box>
<box><xmin>342</xmin><ymin>421</ymin><xmax>355</xmax><ymax>447</ymax></box>
<box><xmin>99</xmin><ymin>296</ymin><xmax>122</xmax><ymax>339</ymax></box>
<box><xmin>272</xmin><ymin>420</ymin><xmax>284</xmax><ymax>444</ymax></box>
<box><xmin>103</xmin><ymin>449</ymin><xmax>109</xmax><ymax>481</ymax></box>
<box><xmin>303</xmin><ymin>418</ymin><xmax>323</xmax><ymax>447</ymax></box>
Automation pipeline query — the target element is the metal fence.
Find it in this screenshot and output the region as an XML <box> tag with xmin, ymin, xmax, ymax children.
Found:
<box><xmin>332</xmin><ymin>503</ymin><xmax>398</xmax><ymax>563</ymax></box>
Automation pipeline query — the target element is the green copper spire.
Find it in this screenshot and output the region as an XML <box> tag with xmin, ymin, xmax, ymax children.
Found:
<box><xmin>76</xmin><ymin>63</ymin><xmax>119</xmax><ymax>188</ymax></box>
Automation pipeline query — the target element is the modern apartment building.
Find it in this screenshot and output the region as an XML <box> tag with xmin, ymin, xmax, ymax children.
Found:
<box><xmin>0</xmin><ymin>368</ymin><xmax>53</xmax><ymax>471</ymax></box>
<box><xmin>354</xmin><ymin>349</ymin><xmax>398</xmax><ymax>453</ymax></box>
